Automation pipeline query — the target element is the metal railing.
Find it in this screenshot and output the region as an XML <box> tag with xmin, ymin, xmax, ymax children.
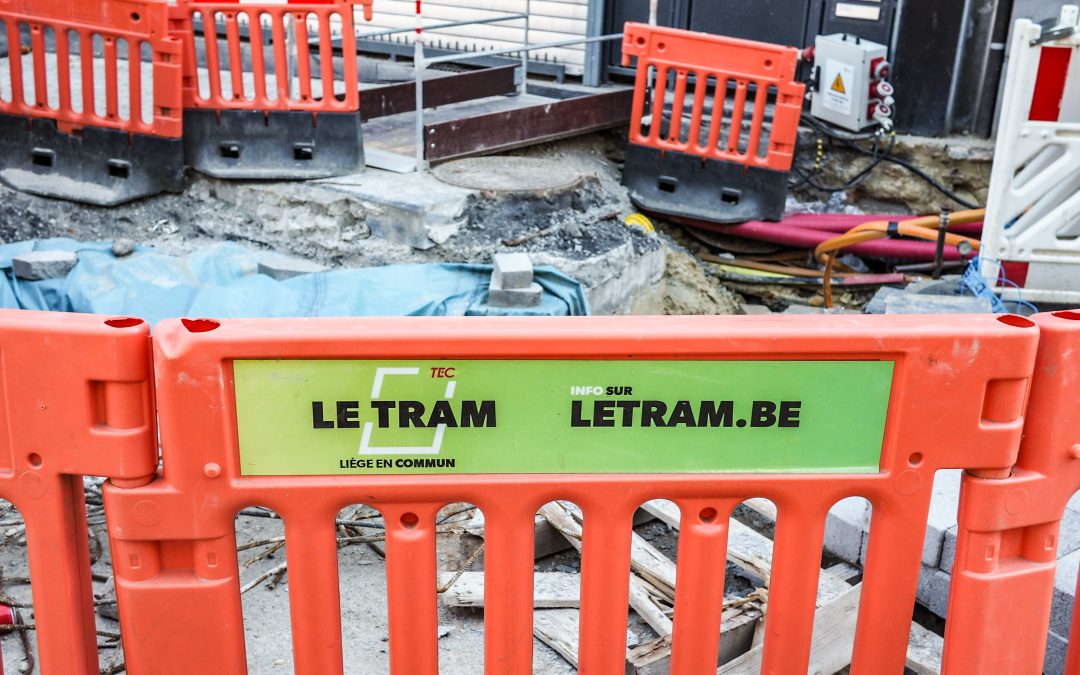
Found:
<box><xmin>355</xmin><ymin>1</ymin><xmax>622</xmax><ymax>172</ymax></box>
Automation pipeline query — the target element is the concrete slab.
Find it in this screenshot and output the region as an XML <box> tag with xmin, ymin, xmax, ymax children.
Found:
<box><xmin>824</xmin><ymin>497</ymin><xmax>871</xmax><ymax>565</ymax></box>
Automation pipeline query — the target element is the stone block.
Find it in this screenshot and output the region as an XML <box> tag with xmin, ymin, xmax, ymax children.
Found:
<box><xmin>12</xmin><ymin>250</ymin><xmax>77</xmax><ymax>280</ymax></box>
<box><xmin>824</xmin><ymin>497</ymin><xmax>871</xmax><ymax>565</ymax></box>
<box><xmin>492</xmin><ymin>253</ymin><xmax>534</xmax><ymax>289</ymax></box>
<box><xmin>884</xmin><ymin>293</ymin><xmax>993</xmax><ymax>314</ymax></box>
<box><xmin>487</xmin><ymin>279</ymin><xmax>543</xmax><ymax>308</ymax></box>
<box><xmin>1045</xmin><ymin>630</ymin><xmax>1068</xmax><ymax>675</ymax></box>
<box><xmin>916</xmin><ymin>564</ymin><xmax>951</xmax><ymax>618</ymax></box>
<box><xmin>1050</xmin><ymin>548</ymin><xmax>1080</xmax><ymax>638</ymax></box>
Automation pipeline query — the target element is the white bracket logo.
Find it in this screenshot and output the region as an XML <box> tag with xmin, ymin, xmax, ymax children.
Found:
<box><xmin>358</xmin><ymin>367</ymin><xmax>455</xmax><ymax>455</ymax></box>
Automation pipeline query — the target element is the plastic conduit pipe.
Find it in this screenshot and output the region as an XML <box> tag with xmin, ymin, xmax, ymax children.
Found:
<box><xmin>671</xmin><ymin>214</ymin><xmax>983</xmax><ymax>261</ymax></box>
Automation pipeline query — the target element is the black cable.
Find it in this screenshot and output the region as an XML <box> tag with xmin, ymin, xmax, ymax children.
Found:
<box><xmin>795</xmin><ymin>114</ymin><xmax>981</xmax><ymax>209</ymax></box>
<box><xmin>791</xmin><ymin>134</ymin><xmax>893</xmax><ymax>192</ymax></box>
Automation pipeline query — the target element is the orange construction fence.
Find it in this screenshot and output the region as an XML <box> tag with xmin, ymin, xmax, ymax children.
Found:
<box><xmin>99</xmin><ymin>313</ymin><xmax>1041</xmax><ymax>674</ymax></box>
<box><xmin>0</xmin><ymin>310</ymin><xmax>156</xmax><ymax>674</ymax></box>
<box><xmin>0</xmin><ymin>0</ymin><xmax>183</xmax><ymax>137</ymax></box>
<box><xmin>620</xmin><ymin>22</ymin><xmax>805</xmax><ymax>172</ymax></box>
<box><xmin>945</xmin><ymin>310</ymin><xmax>1080</xmax><ymax>674</ymax></box>
<box><xmin>170</xmin><ymin>0</ymin><xmax>373</xmax><ymax>114</ymax></box>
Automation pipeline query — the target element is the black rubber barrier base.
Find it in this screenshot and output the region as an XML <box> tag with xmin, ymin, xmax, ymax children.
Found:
<box><xmin>184</xmin><ymin>109</ymin><xmax>365</xmax><ymax>179</ymax></box>
<box><xmin>0</xmin><ymin>114</ymin><xmax>185</xmax><ymax>206</ymax></box>
<box><xmin>622</xmin><ymin>144</ymin><xmax>789</xmax><ymax>224</ymax></box>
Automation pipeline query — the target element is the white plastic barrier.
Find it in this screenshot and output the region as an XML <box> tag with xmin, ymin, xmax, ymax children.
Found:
<box><xmin>979</xmin><ymin>5</ymin><xmax>1080</xmax><ymax>304</ymax></box>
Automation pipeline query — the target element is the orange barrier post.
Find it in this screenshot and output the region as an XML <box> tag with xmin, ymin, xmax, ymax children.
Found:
<box><xmin>944</xmin><ymin>310</ymin><xmax>1080</xmax><ymax>674</ymax></box>
<box><xmin>103</xmin><ymin>314</ymin><xmax>1039</xmax><ymax>674</ymax></box>
<box><xmin>0</xmin><ymin>310</ymin><xmax>156</xmax><ymax>675</ymax></box>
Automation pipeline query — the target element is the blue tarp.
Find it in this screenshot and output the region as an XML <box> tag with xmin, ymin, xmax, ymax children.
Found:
<box><xmin>0</xmin><ymin>239</ymin><xmax>589</xmax><ymax>324</ymax></box>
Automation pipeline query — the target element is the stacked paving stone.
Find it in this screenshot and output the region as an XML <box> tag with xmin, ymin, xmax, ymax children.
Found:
<box><xmin>820</xmin><ymin>470</ymin><xmax>1080</xmax><ymax>673</ymax></box>
<box><xmin>488</xmin><ymin>253</ymin><xmax>542</xmax><ymax>308</ymax></box>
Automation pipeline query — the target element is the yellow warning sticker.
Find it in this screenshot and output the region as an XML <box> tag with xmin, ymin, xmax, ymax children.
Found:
<box><xmin>822</xmin><ymin>59</ymin><xmax>854</xmax><ymax>115</ymax></box>
<box><xmin>830</xmin><ymin>73</ymin><xmax>846</xmax><ymax>94</ymax></box>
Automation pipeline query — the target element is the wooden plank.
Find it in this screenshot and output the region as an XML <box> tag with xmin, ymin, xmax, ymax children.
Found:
<box><xmin>360</xmin><ymin>65</ymin><xmax>518</xmax><ymax>121</ymax></box>
<box><xmin>640</xmin><ymin>500</ymin><xmax>851</xmax><ymax>605</ymax></box>
<box><xmin>439</xmin><ymin>571</ymin><xmax>580</xmax><ymax>608</ymax></box>
<box><xmin>424</xmin><ymin>87</ymin><xmax>632</xmax><ymax>161</ymax></box>
<box><xmin>466</xmin><ymin>507</ymin><xmax>655</xmax><ymax>560</ymax></box>
<box><xmin>905</xmin><ymin>622</ymin><xmax>944</xmax><ymax>675</ymax></box>
<box><xmin>717</xmin><ymin>585</ymin><xmax>862</xmax><ymax>675</ymax></box>
<box><xmin>533</xmin><ymin>609</ymin><xmax>583</xmax><ymax>668</ymax></box>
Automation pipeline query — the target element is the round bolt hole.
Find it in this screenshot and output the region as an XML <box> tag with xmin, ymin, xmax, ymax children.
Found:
<box><xmin>105</xmin><ymin>317</ymin><xmax>144</xmax><ymax>328</ymax></box>
<box><xmin>400</xmin><ymin>512</ymin><xmax>420</xmax><ymax>529</ymax></box>
<box><xmin>699</xmin><ymin>507</ymin><xmax>718</xmax><ymax>524</ymax></box>
<box><xmin>130</xmin><ymin>11</ymin><xmax>140</xmax><ymax>21</ymax></box>
<box><xmin>636</xmin><ymin>36</ymin><xmax>646</xmax><ymax>46</ymax></box>
<box><xmin>908</xmin><ymin>452</ymin><xmax>923</xmax><ymax>466</ymax></box>
<box><xmin>996</xmin><ymin>315</ymin><xmax>1035</xmax><ymax>328</ymax></box>
<box><xmin>764</xmin><ymin>59</ymin><xmax>773</xmax><ymax>68</ymax></box>
<box><xmin>181</xmin><ymin>318</ymin><xmax>220</xmax><ymax>333</ymax></box>
<box><xmin>27</xmin><ymin>453</ymin><xmax>42</xmax><ymax>468</ymax></box>
<box><xmin>657</xmin><ymin>41</ymin><xmax>666</xmax><ymax>51</ymax></box>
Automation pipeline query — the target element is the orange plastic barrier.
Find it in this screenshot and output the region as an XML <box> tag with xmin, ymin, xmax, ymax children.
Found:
<box><xmin>620</xmin><ymin>22</ymin><xmax>805</xmax><ymax>172</ymax></box>
<box><xmin>0</xmin><ymin>0</ymin><xmax>182</xmax><ymax>137</ymax></box>
<box><xmin>102</xmin><ymin>314</ymin><xmax>1039</xmax><ymax>675</ymax></box>
<box><xmin>944</xmin><ymin>310</ymin><xmax>1080</xmax><ymax>674</ymax></box>
<box><xmin>0</xmin><ymin>310</ymin><xmax>156</xmax><ymax>674</ymax></box>
<box><xmin>171</xmin><ymin>0</ymin><xmax>372</xmax><ymax>113</ymax></box>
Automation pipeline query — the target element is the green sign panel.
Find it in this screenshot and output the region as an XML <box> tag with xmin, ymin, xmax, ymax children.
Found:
<box><xmin>233</xmin><ymin>359</ymin><xmax>893</xmax><ymax>475</ymax></box>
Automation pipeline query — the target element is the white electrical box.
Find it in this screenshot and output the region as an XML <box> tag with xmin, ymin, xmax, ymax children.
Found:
<box><xmin>810</xmin><ymin>33</ymin><xmax>893</xmax><ymax>131</ymax></box>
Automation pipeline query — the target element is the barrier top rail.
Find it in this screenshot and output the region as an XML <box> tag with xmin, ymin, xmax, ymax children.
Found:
<box><xmin>0</xmin><ymin>309</ymin><xmax>155</xmax><ymax>675</ymax></box>
<box><xmin>171</xmin><ymin>0</ymin><xmax>372</xmax><ymax>113</ymax></box>
<box><xmin>104</xmin><ymin>313</ymin><xmax>1037</xmax><ymax>675</ymax></box>
<box><xmin>620</xmin><ymin>21</ymin><xmax>805</xmax><ymax>172</ymax></box>
<box><xmin>0</xmin><ymin>0</ymin><xmax>183</xmax><ymax>137</ymax></box>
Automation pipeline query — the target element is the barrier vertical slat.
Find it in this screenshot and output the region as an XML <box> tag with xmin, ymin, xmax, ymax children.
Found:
<box><xmin>56</xmin><ymin>27</ymin><xmax>71</xmax><ymax>114</ymax></box>
<box><xmin>669</xmin><ymin>499</ymin><xmax>733</xmax><ymax>675</ymax></box>
<box><xmin>628</xmin><ymin>59</ymin><xmax>650</xmax><ymax>144</ymax></box>
<box><xmin>851</xmin><ymin>499</ymin><xmax>931</xmax><ymax>671</ymax></box>
<box><xmin>667</xmin><ymin>69</ymin><xmax>687</xmax><ymax>145</ymax></box>
<box><xmin>23</xmin><ymin>477</ymin><xmax>99</xmax><ymax>674</ymax></box>
<box><xmin>293</xmin><ymin>15</ymin><xmax>313</xmax><ymax>102</ymax></box>
<box><xmin>7</xmin><ymin>21</ymin><xmax>25</xmax><ymax>108</ymax></box>
<box><xmin>80</xmin><ymin>29</ymin><xmax>94</xmax><ymax>118</ymax></box>
<box><xmin>103</xmin><ymin>36</ymin><xmax>119</xmax><ymax>121</ymax></box>
<box><xmin>318</xmin><ymin>12</ymin><xmax>334</xmax><ymax>108</ymax></box>
<box><xmin>248</xmin><ymin>17</ymin><xmax>268</xmax><ymax>103</ymax></box>
<box><xmin>31</xmin><ymin>24</ymin><xmax>47</xmax><ymax>109</ymax></box>
<box><xmin>759</xmin><ymin>502</ymin><xmax>827</xmax><ymax>673</ymax></box>
<box><xmin>285</xmin><ymin>509</ymin><xmax>345</xmax><ymax>675</ymax></box>
<box><xmin>578</xmin><ymin>503</ymin><xmax>633</xmax><ymax>675</ymax></box>
<box><xmin>482</xmin><ymin>503</ymin><xmax>536</xmax><ymax>675</ymax></box>
<box><xmin>128</xmin><ymin>38</ymin><xmax>142</xmax><ymax>128</ymax></box>
<box><xmin>225</xmin><ymin>12</ymin><xmax>244</xmax><ymax>101</ymax></box>
<box><xmin>685</xmin><ymin>69</ymin><xmax>707</xmax><ymax>149</ymax></box>
<box><xmin>727</xmin><ymin>80</ymin><xmax>747</xmax><ymax>157</ymax></box>
<box><xmin>203</xmin><ymin>13</ymin><xmax>224</xmax><ymax>103</ymax></box>
<box><xmin>339</xmin><ymin>8</ymin><xmax>358</xmax><ymax>108</ymax></box>
<box><xmin>705</xmin><ymin>76</ymin><xmax>726</xmax><ymax>154</ymax></box>
<box><xmin>746</xmin><ymin>80</ymin><xmax>767</xmax><ymax>161</ymax></box>
<box><xmin>383</xmin><ymin>504</ymin><xmax>440</xmax><ymax>675</ymax></box>
<box><xmin>271</xmin><ymin>14</ymin><xmax>290</xmax><ymax>101</ymax></box>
